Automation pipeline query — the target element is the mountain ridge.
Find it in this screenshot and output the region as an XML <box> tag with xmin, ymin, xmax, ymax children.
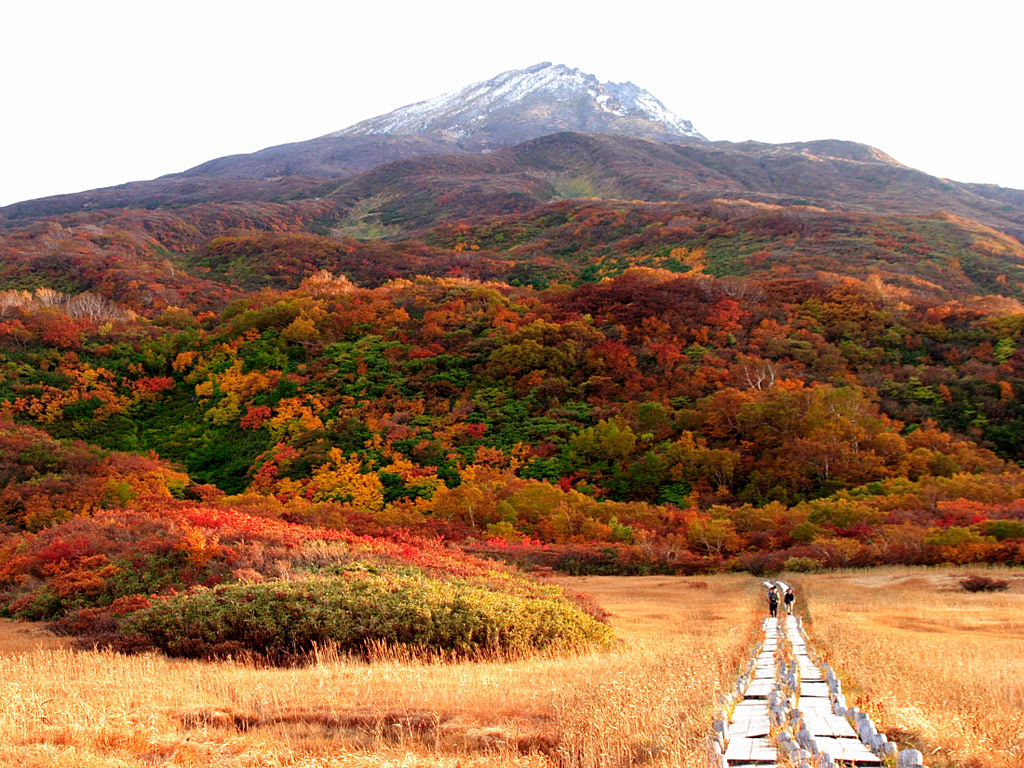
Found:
<box><xmin>5</xmin><ymin>132</ymin><xmax>1022</xmax><ymax>241</ymax></box>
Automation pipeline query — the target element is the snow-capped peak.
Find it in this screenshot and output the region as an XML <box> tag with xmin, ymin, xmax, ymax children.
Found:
<box><xmin>330</xmin><ymin>63</ymin><xmax>705</xmax><ymax>144</ymax></box>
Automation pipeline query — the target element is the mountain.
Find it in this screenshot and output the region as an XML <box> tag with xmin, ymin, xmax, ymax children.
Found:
<box><xmin>0</xmin><ymin>63</ymin><xmax>706</xmax><ymax>220</ymax></box>
<box><xmin>333</xmin><ymin>62</ymin><xmax>705</xmax><ymax>147</ymax></box>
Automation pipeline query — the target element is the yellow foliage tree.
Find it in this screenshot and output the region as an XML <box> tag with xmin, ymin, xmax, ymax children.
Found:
<box><xmin>217</xmin><ymin>359</ymin><xmax>277</xmax><ymax>399</ymax></box>
<box><xmin>267</xmin><ymin>396</ymin><xmax>325</xmax><ymax>439</ymax></box>
<box><xmin>380</xmin><ymin>455</ymin><xmax>444</xmax><ymax>498</ymax></box>
<box><xmin>172</xmin><ymin>350</ymin><xmax>198</xmax><ymax>373</ymax></box>
<box><xmin>309</xmin><ymin>449</ymin><xmax>384</xmax><ymax>511</ymax></box>
<box><xmin>282</xmin><ymin>315</ymin><xmax>321</xmax><ymax>345</ymax></box>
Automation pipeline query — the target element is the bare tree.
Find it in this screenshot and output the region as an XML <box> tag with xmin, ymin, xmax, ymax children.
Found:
<box><xmin>0</xmin><ymin>288</ymin><xmax>128</xmax><ymax>322</ymax></box>
<box><xmin>0</xmin><ymin>290</ymin><xmax>32</xmax><ymax>317</ymax></box>
<box><xmin>697</xmin><ymin>276</ymin><xmax>766</xmax><ymax>304</ymax></box>
<box><xmin>66</xmin><ymin>292</ymin><xmax>107</xmax><ymax>321</ymax></box>
<box><xmin>33</xmin><ymin>287</ymin><xmax>64</xmax><ymax>309</ymax></box>
<box><xmin>742</xmin><ymin>359</ymin><xmax>778</xmax><ymax>391</ymax></box>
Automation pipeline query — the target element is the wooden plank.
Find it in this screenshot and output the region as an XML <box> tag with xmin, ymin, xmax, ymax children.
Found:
<box><xmin>724</xmin><ymin>739</ymin><xmax>753</xmax><ymax>759</ymax></box>
<box><xmin>724</xmin><ymin>736</ymin><xmax>777</xmax><ymax>761</ymax></box>
<box><xmin>728</xmin><ymin>722</ymin><xmax>771</xmax><ymax>739</ymax></box>
<box><xmin>742</xmin><ymin>720</ymin><xmax>771</xmax><ymax>738</ymax></box>
<box><xmin>729</xmin><ymin>705</ymin><xmax>771</xmax><ymax>736</ymax></box>
<box><xmin>804</xmin><ymin>714</ymin><xmax>858</xmax><ymax>738</ymax></box>
<box><xmin>744</xmin><ymin>679</ymin><xmax>775</xmax><ymax>697</ymax></box>
<box><xmin>798</xmin><ymin>698</ymin><xmax>837</xmax><ymax>714</ymax></box>
<box><xmin>747</xmin><ymin>742</ymin><xmax>778</xmax><ymax>761</ymax></box>
<box><xmin>813</xmin><ymin>736</ymin><xmax>881</xmax><ymax>763</ymax></box>
<box><xmin>800</xmin><ymin>681</ymin><xmax>831</xmax><ymax>697</ymax></box>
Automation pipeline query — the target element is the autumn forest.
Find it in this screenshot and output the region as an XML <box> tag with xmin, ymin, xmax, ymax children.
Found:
<box><xmin>2</xmin><ymin>123</ymin><xmax>1024</xmax><ymax>658</ymax></box>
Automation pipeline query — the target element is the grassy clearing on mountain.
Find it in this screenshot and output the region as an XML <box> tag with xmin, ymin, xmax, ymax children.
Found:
<box><xmin>332</xmin><ymin>194</ymin><xmax>406</xmax><ymax>240</ymax></box>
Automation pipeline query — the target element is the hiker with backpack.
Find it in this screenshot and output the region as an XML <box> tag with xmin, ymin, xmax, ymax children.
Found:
<box><xmin>767</xmin><ymin>585</ymin><xmax>779</xmax><ymax>618</ymax></box>
<box><xmin>784</xmin><ymin>586</ymin><xmax>795</xmax><ymax>615</ymax></box>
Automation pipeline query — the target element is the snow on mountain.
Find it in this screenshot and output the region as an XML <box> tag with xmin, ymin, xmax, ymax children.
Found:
<box><xmin>331</xmin><ymin>63</ymin><xmax>705</xmax><ymax>144</ymax></box>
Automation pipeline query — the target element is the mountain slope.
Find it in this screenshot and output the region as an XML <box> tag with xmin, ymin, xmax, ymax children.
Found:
<box><xmin>4</xmin><ymin>65</ymin><xmax>1024</xmax><ymax>583</ymax></box>
<box><xmin>0</xmin><ymin>136</ymin><xmax>462</xmax><ymax>220</ymax></box>
<box><xmin>322</xmin><ymin>132</ymin><xmax>1024</xmax><ymax>240</ymax></box>
<box><xmin>6</xmin><ymin>131</ymin><xmax>1022</xmax><ymax>242</ymax></box>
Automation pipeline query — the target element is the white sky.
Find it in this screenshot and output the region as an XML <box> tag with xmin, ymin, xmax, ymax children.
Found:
<box><xmin>1</xmin><ymin>0</ymin><xmax>1021</xmax><ymax>206</ymax></box>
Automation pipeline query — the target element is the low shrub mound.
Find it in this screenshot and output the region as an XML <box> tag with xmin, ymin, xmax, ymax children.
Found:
<box><xmin>122</xmin><ymin>567</ymin><xmax>611</xmax><ymax>661</ymax></box>
<box><xmin>958</xmin><ymin>574</ymin><xmax>1010</xmax><ymax>593</ymax></box>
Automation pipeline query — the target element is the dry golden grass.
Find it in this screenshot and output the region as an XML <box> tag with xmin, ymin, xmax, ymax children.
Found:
<box><xmin>795</xmin><ymin>566</ymin><xmax>1024</xmax><ymax>768</ymax></box>
<box><xmin>0</xmin><ymin>618</ymin><xmax>71</xmax><ymax>654</ymax></box>
<box><xmin>0</xmin><ymin>574</ymin><xmax>761</xmax><ymax>768</ymax></box>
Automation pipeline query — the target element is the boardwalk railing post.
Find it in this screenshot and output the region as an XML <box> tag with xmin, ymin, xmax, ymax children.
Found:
<box><xmin>897</xmin><ymin>748</ymin><xmax>926</xmax><ymax>767</ymax></box>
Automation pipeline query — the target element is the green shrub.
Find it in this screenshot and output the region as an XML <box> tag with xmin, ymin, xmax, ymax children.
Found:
<box><xmin>982</xmin><ymin>520</ymin><xmax>1024</xmax><ymax>541</ymax></box>
<box><xmin>783</xmin><ymin>556</ymin><xmax>823</xmax><ymax>573</ymax></box>
<box><xmin>121</xmin><ymin>568</ymin><xmax>612</xmax><ymax>662</ymax></box>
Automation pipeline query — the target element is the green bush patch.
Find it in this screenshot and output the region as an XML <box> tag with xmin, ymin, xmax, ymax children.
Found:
<box><xmin>121</xmin><ymin>568</ymin><xmax>612</xmax><ymax>662</ymax></box>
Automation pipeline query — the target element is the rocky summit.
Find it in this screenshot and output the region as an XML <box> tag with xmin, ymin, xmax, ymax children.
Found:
<box><xmin>331</xmin><ymin>62</ymin><xmax>705</xmax><ymax>147</ymax></box>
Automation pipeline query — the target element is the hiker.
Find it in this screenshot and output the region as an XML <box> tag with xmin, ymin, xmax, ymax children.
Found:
<box><xmin>767</xmin><ymin>585</ymin><xmax>779</xmax><ymax>618</ymax></box>
<box><xmin>784</xmin><ymin>586</ymin><xmax>795</xmax><ymax>615</ymax></box>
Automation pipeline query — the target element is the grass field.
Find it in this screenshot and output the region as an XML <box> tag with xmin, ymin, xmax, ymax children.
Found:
<box><xmin>795</xmin><ymin>567</ymin><xmax>1024</xmax><ymax>768</ymax></box>
<box><xmin>5</xmin><ymin>567</ymin><xmax>1018</xmax><ymax>768</ymax></box>
<box><xmin>0</xmin><ymin>575</ymin><xmax>760</xmax><ymax>768</ymax></box>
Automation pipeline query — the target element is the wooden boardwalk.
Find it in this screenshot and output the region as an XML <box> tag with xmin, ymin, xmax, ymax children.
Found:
<box><xmin>785</xmin><ymin>612</ymin><xmax>880</xmax><ymax>764</ymax></box>
<box><xmin>718</xmin><ymin>614</ymin><xmax>884</xmax><ymax>767</ymax></box>
<box><xmin>722</xmin><ymin>618</ymin><xmax>780</xmax><ymax>766</ymax></box>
